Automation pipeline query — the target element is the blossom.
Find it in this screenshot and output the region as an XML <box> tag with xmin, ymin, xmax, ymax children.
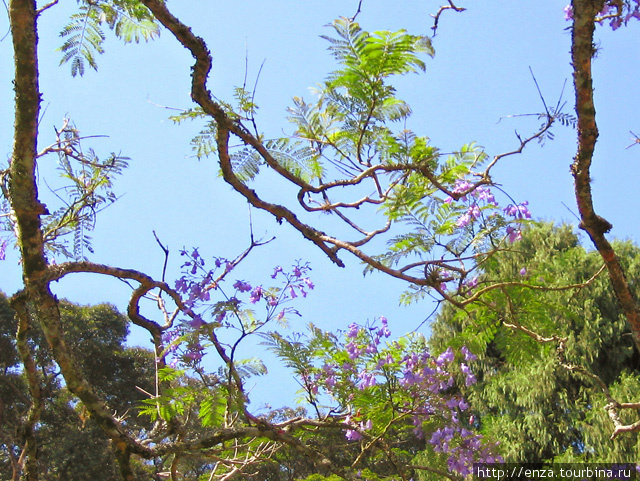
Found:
<box><xmin>436</xmin><ymin>347</ymin><xmax>455</xmax><ymax>366</ymax></box>
<box><xmin>504</xmin><ymin>201</ymin><xmax>531</xmax><ymax>219</ymax></box>
<box><xmin>0</xmin><ymin>239</ymin><xmax>6</xmax><ymax>261</ymax></box>
<box><xmin>452</xmin><ymin>179</ymin><xmax>473</xmax><ymax>198</ymax></box>
<box><xmin>271</xmin><ymin>266</ymin><xmax>283</xmax><ymax>279</ymax></box>
<box><xmin>563</xmin><ymin>4</ymin><xmax>573</xmax><ymax>20</ymax></box>
<box><xmin>465</xmin><ymin>372</ymin><xmax>477</xmax><ymax>386</ymax></box>
<box><xmin>464</xmin><ymin>277</ymin><xmax>478</xmax><ymax>289</ymax></box>
<box><xmin>506</xmin><ymin>226</ymin><xmax>522</xmax><ymax>243</ymax></box>
<box><xmin>184</xmin><ymin>350</ymin><xmax>204</xmax><ymax>362</ymax></box>
<box><xmin>476</xmin><ymin>186</ymin><xmax>497</xmax><ymax>205</ymax></box>
<box><xmin>377</xmin><ymin>316</ymin><xmax>391</xmax><ymax>338</ymax></box>
<box><xmin>358</xmin><ymin>370</ymin><xmax>376</xmax><ymax>390</ymax></box>
<box><xmin>345</xmin><ymin>429</ymin><xmax>362</xmax><ymax>441</ymax></box>
<box><xmin>346</xmin><ymin>341</ymin><xmax>362</xmax><ymax>360</ymax></box>
<box><xmin>347</xmin><ymin>323</ymin><xmax>360</xmax><ymax>338</ymax></box>
<box><xmin>233</xmin><ymin>280</ymin><xmax>252</xmax><ymax>292</ymax></box>
<box><xmin>468</xmin><ymin>204</ymin><xmax>481</xmax><ymax>220</ymax></box>
<box><xmin>456</xmin><ymin>212</ymin><xmax>472</xmax><ymax>228</ymax></box>
<box><xmin>519</xmin><ymin>267</ymin><xmax>527</xmax><ymax>276</ymax></box>
<box><xmin>461</xmin><ymin>346</ymin><xmax>477</xmax><ymax>362</ymax></box>
<box><xmin>188</xmin><ymin>315</ymin><xmax>205</xmax><ymax>329</ymax></box>
<box><xmin>249</xmin><ymin>286</ymin><xmax>263</xmax><ymax>303</ymax></box>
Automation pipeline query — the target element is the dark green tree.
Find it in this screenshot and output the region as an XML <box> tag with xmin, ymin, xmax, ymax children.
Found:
<box><xmin>427</xmin><ymin>222</ymin><xmax>640</xmax><ymax>463</ymax></box>
<box><xmin>0</xmin><ymin>292</ymin><xmax>156</xmax><ymax>481</ymax></box>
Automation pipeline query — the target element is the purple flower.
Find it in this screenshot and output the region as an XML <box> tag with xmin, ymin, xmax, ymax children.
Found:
<box><xmin>188</xmin><ymin>315</ymin><xmax>205</xmax><ymax>329</ymax></box>
<box><xmin>249</xmin><ymin>286</ymin><xmax>263</xmax><ymax>303</ymax></box>
<box><xmin>476</xmin><ymin>186</ymin><xmax>497</xmax><ymax>205</ymax></box>
<box><xmin>303</xmin><ymin>277</ymin><xmax>314</xmax><ymax>289</ymax></box>
<box><xmin>464</xmin><ymin>277</ymin><xmax>478</xmax><ymax>289</ymax></box>
<box><xmin>288</xmin><ymin>285</ymin><xmax>298</xmax><ymax>298</ymax></box>
<box><xmin>377</xmin><ymin>317</ymin><xmax>391</xmax><ymax>338</ymax></box>
<box><xmin>436</xmin><ymin>347</ymin><xmax>455</xmax><ymax>366</ymax></box>
<box><xmin>504</xmin><ymin>201</ymin><xmax>531</xmax><ymax>219</ymax></box>
<box><xmin>506</xmin><ymin>226</ymin><xmax>522</xmax><ymax>243</ymax></box>
<box><xmin>519</xmin><ymin>267</ymin><xmax>527</xmax><ymax>276</ymax></box>
<box><xmin>175</xmin><ymin>277</ymin><xmax>189</xmax><ymax>293</ymax></box>
<box><xmin>461</xmin><ymin>346</ymin><xmax>477</xmax><ymax>362</ymax></box>
<box><xmin>0</xmin><ymin>239</ymin><xmax>6</xmax><ymax>261</ymax></box>
<box><xmin>346</xmin><ymin>341</ymin><xmax>362</xmax><ymax>360</ymax></box>
<box><xmin>345</xmin><ymin>429</ymin><xmax>362</xmax><ymax>441</ymax></box>
<box><xmin>358</xmin><ymin>371</ymin><xmax>376</xmax><ymax>390</ymax></box>
<box><xmin>347</xmin><ymin>323</ymin><xmax>360</xmax><ymax>338</ymax></box>
<box><xmin>564</xmin><ymin>4</ymin><xmax>573</xmax><ymax>20</ymax></box>
<box><xmin>456</xmin><ymin>213</ymin><xmax>471</xmax><ymax>228</ymax></box>
<box><xmin>468</xmin><ymin>204</ymin><xmax>481</xmax><ymax>220</ymax></box>
<box><xmin>271</xmin><ymin>266</ymin><xmax>283</xmax><ymax>279</ymax></box>
<box><xmin>611</xmin><ymin>16</ymin><xmax>623</xmax><ymax>29</ymax></box>
<box><xmin>452</xmin><ymin>179</ymin><xmax>473</xmax><ymax>198</ymax></box>
<box><xmin>599</xmin><ymin>4</ymin><xmax>612</xmax><ymax>16</ymax></box>
<box><xmin>233</xmin><ymin>280</ymin><xmax>252</xmax><ymax>292</ymax></box>
<box><xmin>465</xmin><ymin>372</ymin><xmax>477</xmax><ymax>386</ymax></box>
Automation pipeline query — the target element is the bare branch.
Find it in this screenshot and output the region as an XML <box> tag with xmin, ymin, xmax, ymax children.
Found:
<box><xmin>431</xmin><ymin>1</ymin><xmax>466</xmax><ymax>36</ymax></box>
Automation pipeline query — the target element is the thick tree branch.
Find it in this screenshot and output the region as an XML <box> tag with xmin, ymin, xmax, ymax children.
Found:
<box><xmin>570</xmin><ymin>0</ymin><xmax>640</xmax><ymax>352</ymax></box>
<box><xmin>11</xmin><ymin>296</ymin><xmax>42</xmax><ymax>481</ymax></box>
<box><xmin>8</xmin><ymin>3</ymin><xmax>155</xmax><ymax>462</ymax></box>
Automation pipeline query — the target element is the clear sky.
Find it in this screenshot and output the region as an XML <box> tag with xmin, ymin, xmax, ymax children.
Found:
<box><xmin>1</xmin><ymin>1</ymin><xmax>639</xmax><ymax>408</ymax></box>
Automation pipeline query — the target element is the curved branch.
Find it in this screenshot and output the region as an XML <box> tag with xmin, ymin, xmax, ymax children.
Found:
<box><xmin>570</xmin><ymin>0</ymin><xmax>640</xmax><ymax>352</ymax></box>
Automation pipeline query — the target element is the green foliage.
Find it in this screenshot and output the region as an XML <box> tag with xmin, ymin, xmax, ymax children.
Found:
<box><xmin>41</xmin><ymin>122</ymin><xmax>129</xmax><ymax>260</ymax></box>
<box><xmin>428</xmin><ymin>223</ymin><xmax>640</xmax><ymax>463</ymax></box>
<box><xmin>230</xmin><ymin>138</ymin><xmax>321</xmax><ymax>183</ymax></box>
<box><xmin>322</xmin><ymin>17</ymin><xmax>434</xmax><ymax>97</ymax></box>
<box><xmin>58</xmin><ymin>0</ymin><xmax>160</xmax><ymax>76</ymax></box>
<box><xmin>263</xmin><ymin>321</ymin><xmax>498</xmax><ymax>476</ymax></box>
<box><xmin>0</xmin><ymin>294</ymin><xmax>156</xmax><ymax>480</ymax></box>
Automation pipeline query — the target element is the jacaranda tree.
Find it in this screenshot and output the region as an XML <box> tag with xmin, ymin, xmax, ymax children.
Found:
<box><xmin>2</xmin><ymin>1</ymin><xmax>640</xmax><ymax>480</ymax></box>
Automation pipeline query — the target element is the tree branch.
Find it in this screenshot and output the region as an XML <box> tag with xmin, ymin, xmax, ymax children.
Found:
<box><xmin>570</xmin><ymin>0</ymin><xmax>640</xmax><ymax>352</ymax></box>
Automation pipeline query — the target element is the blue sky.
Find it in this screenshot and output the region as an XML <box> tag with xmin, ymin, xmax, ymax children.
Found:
<box><xmin>1</xmin><ymin>1</ymin><xmax>639</xmax><ymax>407</ymax></box>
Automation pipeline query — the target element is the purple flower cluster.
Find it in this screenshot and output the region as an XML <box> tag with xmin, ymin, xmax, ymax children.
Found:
<box><xmin>446</xmin><ymin>179</ymin><xmax>498</xmax><ymax>229</ymax></box>
<box><xmin>160</xmin><ymin>328</ymin><xmax>204</xmax><ymax>368</ymax></box>
<box><xmin>430</xmin><ymin>425</ymin><xmax>500</xmax><ymax>476</ymax></box>
<box><xmin>300</xmin><ymin>318</ymin><xmax>500</xmax><ymax>476</ymax></box>
<box><xmin>175</xmin><ymin>248</ymin><xmax>228</xmax><ymax>309</ymax></box>
<box><xmin>503</xmin><ymin>201</ymin><xmax>531</xmax><ymax>220</ymax></box>
<box><xmin>0</xmin><ymin>238</ymin><xmax>6</xmax><ymax>261</ymax></box>
<box><xmin>564</xmin><ymin>1</ymin><xmax>640</xmax><ymax>29</ymax></box>
<box><xmin>445</xmin><ymin>178</ymin><xmax>531</xmax><ymax>247</ymax></box>
<box><xmin>169</xmin><ymin>252</ymin><xmax>315</xmax><ymax>367</ymax></box>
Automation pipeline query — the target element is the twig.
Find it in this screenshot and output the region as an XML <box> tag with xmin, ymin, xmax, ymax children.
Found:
<box><xmin>431</xmin><ymin>1</ymin><xmax>466</xmax><ymax>36</ymax></box>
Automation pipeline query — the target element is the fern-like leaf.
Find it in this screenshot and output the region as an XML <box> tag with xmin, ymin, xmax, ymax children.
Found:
<box><xmin>58</xmin><ymin>5</ymin><xmax>106</xmax><ymax>77</ymax></box>
<box><xmin>58</xmin><ymin>1</ymin><xmax>159</xmax><ymax>76</ymax></box>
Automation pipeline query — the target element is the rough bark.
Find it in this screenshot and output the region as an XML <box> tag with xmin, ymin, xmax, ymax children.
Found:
<box><xmin>570</xmin><ymin>0</ymin><xmax>640</xmax><ymax>351</ymax></box>
<box><xmin>9</xmin><ymin>0</ymin><xmax>148</xmax><ymax>475</ymax></box>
